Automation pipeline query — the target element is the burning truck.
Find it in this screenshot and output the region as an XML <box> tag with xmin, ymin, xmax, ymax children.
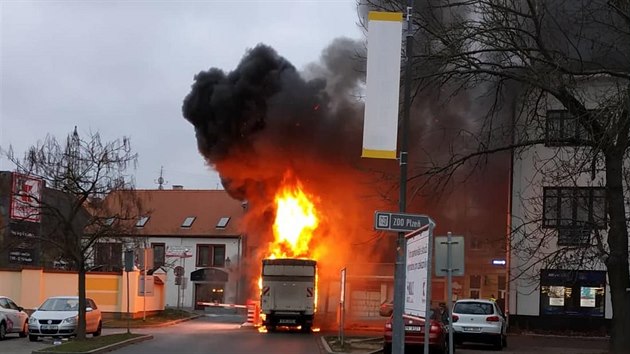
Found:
<box><xmin>260</xmin><ymin>258</ymin><xmax>317</xmax><ymax>332</ymax></box>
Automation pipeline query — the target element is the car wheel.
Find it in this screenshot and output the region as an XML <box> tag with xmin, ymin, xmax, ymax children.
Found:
<box><xmin>93</xmin><ymin>321</ymin><xmax>102</xmax><ymax>337</ymax></box>
<box><xmin>383</xmin><ymin>342</ymin><xmax>392</xmax><ymax>354</ymax></box>
<box><xmin>29</xmin><ymin>334</ymin><xmax>38</xmax><ymax>342</ymax></box>
<box><xmin>19</xmin><ymin>322</ymin><xmax>28</xmax><ymax>337</ymax></box>
<box><xmin>493</xmin><ymin>334</ymin><xmax>503</xmax><ymax>350</ymax></box>
<box><xmin>0</xmin><ymin>321</ymin><xmax>6</xmax><ymax>340</ymax></box>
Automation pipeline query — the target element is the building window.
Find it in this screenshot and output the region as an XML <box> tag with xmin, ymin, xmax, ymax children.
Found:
<box><xmin>216</xmin><ymin>217</ymin><xmax>230</xmax><ymax>229</ymax></box>
<box><xmin>545</xmin><ymin>110</ymin><xmax>591</xmax><ymax>146</ymax></box>
<box><xmin>196</xmin><ymin>244</ymin><xmax>226</xmax><ymax>267</ymax></box>
<box><xmin>181</xmin><ymin>217</ymin><xmax>196</xmax><ymax>228</ymax></box>
<box><xmin>543</xmin><ymin>187</ymin><xmax>606</xmax><ymax>245</ymax></box>
<box><xmin>540</xmin><ymin>269</ymin><xmax>605</xmax><ymax>317</ymax></box>
<box><xmin>469</xmin><ymin>275</ymin><xmax>481</xmax><ymax>298</ymax></box>
<box><xmin>136</xmin><ymin>216</ymin><xmax>150</xmax><ymax>228</ymax></box>
<box><xmin>470</xmin><ymin>238</ymin><xmax>481</xmax><ymax>250</ymax></box>
<box><xmin>94</xmin><ymin>242</ymin><xmax>122</xmax><ymax>272</ymax></box>
<box><xmin>498</xmin><ymin>275</ymin><xmax>506</xmax><ymax>291</ymax></box>
<box><xmin>151</xmin><ymin>243</ymin><xmax>165</xmax><ymax>268</ymax></box>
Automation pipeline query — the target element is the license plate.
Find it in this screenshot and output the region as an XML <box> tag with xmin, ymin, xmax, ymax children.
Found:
<box><xmin>463</xmin><ymin>326</ymin><xmax>480</xmax><ymax>332</ymax></box>
<box><xmin>41</xmin><ymin>325</ymin><xmax>58</xmax><ymax>330</ymax></box>
<box><xmin>279</xmin><ymin>319</ymin><xmax>295</xmax><ymax>324</ymax></box>
<box><xmin>405</xmin><ymin>326</ymin><xmax>423</xmax><ymax>332</ymax></box>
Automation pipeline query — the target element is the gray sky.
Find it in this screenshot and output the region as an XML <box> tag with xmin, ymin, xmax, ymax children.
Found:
<box><xmin>0</xmin><ymin>0</ymin><xmax>363</xmax><ymax>190</ymax></box>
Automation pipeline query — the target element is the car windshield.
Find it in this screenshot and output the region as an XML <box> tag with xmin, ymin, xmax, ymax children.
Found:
<box><xmin>453</xmin><ymin>302</ymin><xmax>494</xmax><ymax>315</ymax></box>
<box><xmin>39</xmin><ymin>298</ymin><xmax>79</xmax><ymax>311</ymax></box>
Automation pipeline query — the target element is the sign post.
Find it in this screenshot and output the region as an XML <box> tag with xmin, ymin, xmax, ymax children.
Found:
<box><xmin>374</xmin><ymin>211</ymin><xmax>435</xmax><ymax>354</ymax></box>
<box><xmin>339</xmin><ymin>268</ymin><xmax>347</xmax><ymax>347</ymax></box>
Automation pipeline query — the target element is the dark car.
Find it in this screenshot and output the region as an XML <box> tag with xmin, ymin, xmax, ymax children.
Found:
<box><xmin>383</xmin><ymin>310</ymin><xmax>450</xmax><ymax>354</ymax></box>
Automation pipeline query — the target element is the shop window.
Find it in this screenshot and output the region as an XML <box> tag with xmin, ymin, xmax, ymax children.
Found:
<box><xmin>196</xmin><ymin>244</ymin><xmax>226</xmax><ymax>267</ymax></box>
<box><xmin>540</xmin><ymin>269</ymin><xmax>605</xmax><ymax>317</ymax></box>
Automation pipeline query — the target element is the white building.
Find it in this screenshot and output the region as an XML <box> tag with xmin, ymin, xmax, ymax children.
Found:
<box><xmin>93</xmin><ymin>187</ymin><xmax>247</xmax><ymax>310</ymax></box>
<box><xmin>509</xmin><ymin>76</ymin><xmax>629</xmax><ymax>330</ymax></box>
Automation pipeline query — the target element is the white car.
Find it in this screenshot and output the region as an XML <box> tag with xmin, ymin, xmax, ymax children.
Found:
<box><xmin>28</xmin><ymin>296</ymin><xmax>102</xmax><ymax>341</ymax></box>
<box><xmin>451</xmin><ymin>299</ymin><xmax>507</xmax><ymax>350</ymax></box>
<box><xmin>0</xmin><ymin>296</ymin><xmax>29</xmax><ymax>340</ymax></box>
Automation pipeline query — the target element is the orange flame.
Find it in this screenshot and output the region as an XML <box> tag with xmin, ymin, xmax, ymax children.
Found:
<box><xmin>267</xmin><ymin>178</ymin><xmax>319</xmax><ymax>258</ymax></box>
<box><xmin>257</xmin><ymin>174</ymin><xmax>321</xmax><ymax>312</ymax></box>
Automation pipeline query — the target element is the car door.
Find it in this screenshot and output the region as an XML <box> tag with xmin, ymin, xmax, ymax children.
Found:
<box><xmin>493</xmin><ymin>302</ymin><xmax>507</xmax><ymax>334</ymax></box>
<box><xmin>0</xmin><ymin>298</ymin><xmax>19</xmax><ymax>333</ymax></box>
<box><xmin>86</xmin><ymin>299</ymin><xmax>97</xmax><ymax>332</ymax></box>
<box><xmin>6</xmin><ymin>299</ymin><xmax>27</xmax><ymax>332</ymax></box>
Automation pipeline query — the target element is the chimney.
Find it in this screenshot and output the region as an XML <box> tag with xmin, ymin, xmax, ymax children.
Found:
<box><xmin>172</xmin><ymin>185</ymin><xmax>184</xmax><ymax>190</ymax></box>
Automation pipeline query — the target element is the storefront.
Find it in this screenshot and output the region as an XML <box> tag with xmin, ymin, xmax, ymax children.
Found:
<box><xmin>540</xmin><ymin>269</ymin><xmax>606</xmax><ymax>318</ymax></box>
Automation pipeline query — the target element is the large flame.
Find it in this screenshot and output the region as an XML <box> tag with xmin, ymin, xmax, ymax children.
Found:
<box><xmin>268</xmin><ymin>179</ymin><xmax>319</xmax><ymax>258</ymax></box>
<box><xmin>257</xmin><ymin>174</ymin><xmax>321</xmax><ymax>318</ymax></box>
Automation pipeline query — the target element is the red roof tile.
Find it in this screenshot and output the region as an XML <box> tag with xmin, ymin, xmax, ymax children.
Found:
<box><xmin>105</xmin><ymin>189</ymin><xmax>245</xmax><ymax>237</ymax></box>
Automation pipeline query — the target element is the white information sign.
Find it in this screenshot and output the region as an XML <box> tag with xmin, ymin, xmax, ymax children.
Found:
<box><xmin>404</xmin><ymin>227</ymin><xmax>430</xmax><ymax>318</ymax></box>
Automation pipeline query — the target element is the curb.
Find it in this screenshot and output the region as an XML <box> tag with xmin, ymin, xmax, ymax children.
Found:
<box><xmin>32</xmin><ymin>334</ymin><xmax>153</xmax><ymax>354</ymax></box>
<box><xmin>319</xmin><ymin>336</ymin><xmax>383</xmax><ymax>354</ymax></box>
<box><xmin>104</xmin><ymin>314</ymin><xmax>203</xmax><ymax>328</ymax></box>
<box><xmin>511</xmin><ymin>332</ymin><xmax>609</xmax><ymax>341</ymax></box>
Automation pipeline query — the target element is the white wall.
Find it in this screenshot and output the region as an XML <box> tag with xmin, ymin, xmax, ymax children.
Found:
<box><xmin>509</xmin><ymin>77</ymin><xmax>625</xmax><ymax>320</ymax></box>
<box><xmin>148</xmin><ymin>236</ymin><xmax>243</xmax><ymax>308</ymax></box>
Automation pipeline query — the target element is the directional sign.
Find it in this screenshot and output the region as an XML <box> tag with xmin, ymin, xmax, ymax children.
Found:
<box><xmin>374</xmin><ymin>211</ymin><xmax>431</xmax><ymax>232</ymax></box>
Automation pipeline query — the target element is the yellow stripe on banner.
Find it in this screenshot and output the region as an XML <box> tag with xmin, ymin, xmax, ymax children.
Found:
<box><xmin>368</xmin><ymin>11</ymin><xmax>403</xmax><ymax>22</ymax></box>
<box><xmin>362</xmin><ymin>148</ymin><xmax>397</xmax><ymax>159</ymax></box>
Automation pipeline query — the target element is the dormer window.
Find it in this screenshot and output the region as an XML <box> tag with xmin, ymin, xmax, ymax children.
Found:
<box><xmin>216</xmin><ymin>217</ymin><xmax>230</xmax><ymax>229</ymax></box>
<box><xmin>136</xmin><ymin>216</ymin><xmax>150</xmax><ymax>228</ymax></box>
<box><xmin>182</xmin><ymin>216</ymin><xmax>196</xmax><ymax>228</ymax></box>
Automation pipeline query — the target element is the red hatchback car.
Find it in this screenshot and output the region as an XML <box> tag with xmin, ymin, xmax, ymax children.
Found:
<box><xmin>383</xmin><ymin>311</ymin><xmax>450</xmax><ymax>354</ymax></box>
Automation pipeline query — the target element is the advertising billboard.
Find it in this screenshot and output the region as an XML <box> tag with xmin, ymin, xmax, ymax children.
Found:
<box><xmin>10</xmin><ymin>173</ymin><xmax>43</xmax><ymax>223</ymax></box>
<box><xmin>404</xmin><ymin>227</ymin><xmax>430</xmax><ymax>317</ymax></box>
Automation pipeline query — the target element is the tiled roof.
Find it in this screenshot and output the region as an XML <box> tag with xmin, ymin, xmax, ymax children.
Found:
<box><xmin>105</xmin><ymin>189</ymin><xmax>246</xmax><ymax>237</ymax></box>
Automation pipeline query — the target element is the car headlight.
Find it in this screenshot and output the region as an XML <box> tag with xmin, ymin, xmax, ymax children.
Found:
<box><xmin>62</xmin><ymin>316</ymin><xmax>78</xmax><ymax>324</ymax></box>
<box><xmin>29</xmin><ymin>317</ymin><xmax>37</xmax><ymax>324</ymax></box>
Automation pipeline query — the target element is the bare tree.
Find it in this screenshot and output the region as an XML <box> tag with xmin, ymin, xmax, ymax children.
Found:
<box><xmin>6</xmin><ymin>127</ymin><xmax>140</xmax><ymax>340</ymax></box>
<box><xmin>360</xmin><ymin>0</ymin><xmax>629</xmax><ymax>352</ymax></box>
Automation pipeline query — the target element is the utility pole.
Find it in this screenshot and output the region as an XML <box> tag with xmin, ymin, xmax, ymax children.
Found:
<box><xmin>393</xmin><ymin>2</ymin><xmax>414</xmax><ymax>354</ymax></box>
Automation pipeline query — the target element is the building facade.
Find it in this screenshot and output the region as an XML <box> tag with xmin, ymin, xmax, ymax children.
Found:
<box><xmin>95</xmin><ymin>187</ymin><xmax>247</xmax><ymax>310</ymax></box>
<box><xmin>508</xmin><ymin>76</ymin><xmax>628</xmax><ymax>331</ymax></box>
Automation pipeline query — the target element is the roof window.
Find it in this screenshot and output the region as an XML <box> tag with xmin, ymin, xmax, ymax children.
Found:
<box><xmin>216</xmin><ymin>217</ymin><xmax>230</xmax><ymax>229</ymax></box>
<box><xmin>182</xmin><ymin>216</ymin><xmax>196</xmax><ymax>228</ymax></box>
<box><xmin>136</xmin><ymin>216</ymin><xmax>150</xmax><ymax>228</ymax></box>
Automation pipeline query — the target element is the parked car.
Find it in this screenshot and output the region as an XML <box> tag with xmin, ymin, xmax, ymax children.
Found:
<box><xmin>383</xmin><ymin>310</ymin><xmax>450</xmax><ymax>354</ymax></box>
<box><xmin>0</xmin><ymin>296</ymin><xmax>29</xmax><ymax>340</ymax></box>
<box><xmin>451</xmin><ymin>299</ymin><xmax>507</xmax><ymax>350</ymax></box>
<box><xmin>28</xmin><ymin>296</ymin><xmax>102</xmax><ymax>341</ymax></box>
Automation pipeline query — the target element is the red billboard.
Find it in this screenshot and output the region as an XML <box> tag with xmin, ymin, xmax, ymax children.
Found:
<box><xmin>10</xmin><ymin>173</ymin><xmax>43</xmax><ymax>223</ymax></box>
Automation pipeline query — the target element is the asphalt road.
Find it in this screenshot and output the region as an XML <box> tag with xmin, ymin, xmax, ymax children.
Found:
<box><xmin>0</xmin><ymin>315</ymin><xmax>610</xmax><ymax>354</ymax></box>
<box><xmin>112</xmin><ymin>314</ymin><xmax>322</xmax><ymax>354</ymax></box>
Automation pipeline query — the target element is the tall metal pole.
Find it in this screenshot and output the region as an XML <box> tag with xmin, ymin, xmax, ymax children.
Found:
<box><xmin>393</xmin><ymin>3</ymin><xmax>414</xmax><ymax>354</ymax></box>
<box><xmin>447</xmin><ymin>232</ymin><xmax>454</xmax><ymax>354</ymax></box>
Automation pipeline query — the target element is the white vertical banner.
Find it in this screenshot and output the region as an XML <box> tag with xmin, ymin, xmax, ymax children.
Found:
<box><xmin>362</xmin><ymin>11</ymin><xmax>403</xmax><ymax>159</ymax></box>
<box><xmin>405</xmin><ymin>227</ymin><xmax>430</xmax><ymax>318</ymax></box>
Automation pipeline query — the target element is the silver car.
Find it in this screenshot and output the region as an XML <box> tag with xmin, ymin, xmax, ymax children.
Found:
<box><xmin>0</xmin><ymin>296</ymin><xmax>29</xmax><ymax>340</ymax></box>
<box><xmin>28</xmin><ymin>296</ymin><xmax>102</xmax><ymax>341</ymax></box>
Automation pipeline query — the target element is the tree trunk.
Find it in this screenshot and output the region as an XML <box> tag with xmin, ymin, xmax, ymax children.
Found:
<box><xmin>77</xmin><ymin>261</ymin><xmax>87</xmax><ymax>339</ymax></box>
<box><xmin>604</xmin><ymin>151</ymin><xmax>630</xmax><ymax>354</ymax></box>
